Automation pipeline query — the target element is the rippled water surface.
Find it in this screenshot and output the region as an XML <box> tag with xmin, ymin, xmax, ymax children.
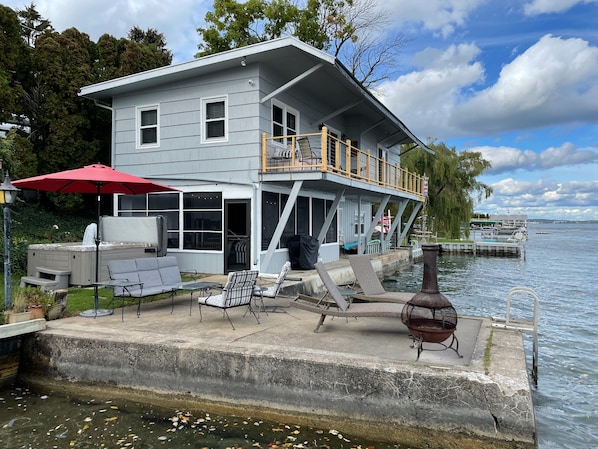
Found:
<box><xmin>384</xmin><ymin>222</ymin><xmax>598</xmax><ymax>449</ymax></box>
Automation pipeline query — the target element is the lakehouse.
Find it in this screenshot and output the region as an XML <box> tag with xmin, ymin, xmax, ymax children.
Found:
<box><xmin>79</xmin><ymin>37</ymin><xmax>431</xmax><ymax>275</ymax></box>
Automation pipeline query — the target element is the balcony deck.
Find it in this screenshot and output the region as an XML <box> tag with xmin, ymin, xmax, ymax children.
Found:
<box><xmin>261</xmin><ymin>129</ymin><xmax>426</xmax><ymax>201</ymax></box>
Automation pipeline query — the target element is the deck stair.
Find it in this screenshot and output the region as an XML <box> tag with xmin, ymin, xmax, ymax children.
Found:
<box><xmin>492</xmin><ymin>286</ymin><xmax>539</xmax><ymax>386</ymax></box>
<box><xmin>20</xmin><ymin>266</ymin><xmax>71</xmax><ymax>290</ymax></box>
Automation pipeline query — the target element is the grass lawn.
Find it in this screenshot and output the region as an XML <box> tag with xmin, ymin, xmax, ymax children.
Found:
<box><xmin>1</xmin><ymin>273</ymin><xmax>199</xmax><ymax>317</ymax></box>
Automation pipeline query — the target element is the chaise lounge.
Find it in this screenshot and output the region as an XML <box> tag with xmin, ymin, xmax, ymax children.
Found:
<box><xmin>290</xmin><ymin>262</ymin><xmax>407</xmax><ymax>332</ymax></box>
<box><xmin>348</xmin><ymin>254</ymin><xmax>415</xmax><ymax>304</ymax></box>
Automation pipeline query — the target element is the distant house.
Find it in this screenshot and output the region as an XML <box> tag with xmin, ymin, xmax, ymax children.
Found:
<box><xmin>79</xmin><ymin>37</ymin><xmax>430</xmax><ymax>275</ymax></box>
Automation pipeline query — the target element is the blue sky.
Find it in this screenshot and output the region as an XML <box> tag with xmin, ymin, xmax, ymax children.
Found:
<box><xmin>4</xmin><ymin>0</ymin><xmax>598</xmax><ymax>220</ymax></box>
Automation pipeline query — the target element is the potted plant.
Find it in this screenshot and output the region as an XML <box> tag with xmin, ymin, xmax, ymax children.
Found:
<box><xmin>4</xmin><ymin>290</ymin><xmax>33</xmax><ymax>323</ymax></box>
<box><xmin>14</xmin><ymin>287</ymin><xmax>54</xmax><ymax>320</ymax></box>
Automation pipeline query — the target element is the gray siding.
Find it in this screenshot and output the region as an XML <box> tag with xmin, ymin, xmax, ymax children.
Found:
<box><xmin>111</xmin><ymin>67</ymin><xmax>262</xmax><ymax>184</ymax></box>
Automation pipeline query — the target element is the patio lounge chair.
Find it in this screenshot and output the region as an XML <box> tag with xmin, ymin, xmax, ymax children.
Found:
<box><xmin>197</xmin><ymin>270</ymin><xmax>259</xmax><ymax>329</ymax></box>
<box><xmin>253</xmin><ymin>261</ymin><xmax>291</xmax><ymax>313</ymax></box>
<box><xmin>297</xmin><ymin>137</ymin><xmax>322</xmax><ymax>165</ymax></box>
<box><xmin>349</xmin><ymin>255</ymin><xmax>415</xmax><ymax>304</ymax></box>
<box><xmin>290</xmin><ymin>262</ymin><xmax>406</xmax><ymax>332</ymax></box>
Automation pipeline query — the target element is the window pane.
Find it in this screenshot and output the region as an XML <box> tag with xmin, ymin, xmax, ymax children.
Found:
<box><xmin>183</xmin><ymin>192</ymin><xmax>221</xmax><ymax>209</ymax></box>
<box><xmin>206</xmin><ymin>121</ymin><xmax>225</xmax><ymax>138</ymax></box>
<box><xmin>286</xmin><ymin>112</ymin><xmax>296</xmax><ymax>132</ymax></box>
<box><xmin>261</xmin><ymin>191</ymin><xmax>279</xmax><ymax>250</ymax></box>
<box><xmin>273</xmin><ymin>123</ymin><xmax>283</xmax><ymax>138</ymax></box>
<box><xmin>118</xmin><ymin>211</ymin><xmax>146</xmax><ymax>217</ymax></box>
<box><xmin>141</xmin><ymin>128</ymin><xmax>157</xmax><ymax>144</ymax></box>
<box><xmin>272</xmin><ymin>105</ymin><xmax>283</xmax><ymax>124</ymax></box>
<box><xmin>184</xmin><ymin>211</ymin><xmax>222</xmax><ymax>231</ymax></box>
<box><xmin>149</xmin><ymin>211</ymin><xmax>179</xmax><ymax>230</ymax></box>
<box><xmin>325</xmin><ymin>200</ymin><xmax>337</xmax><ymax>243</ymax></box>
<box><xmin>280</xmin><ymin>194</ymin><xmax>295</xmax><ymax>248</ymax></box>
<box><xmin>183</xmin><ymin>232</ymin><xmax>222</xmax><ymax>250</ymax></box>
<box><xmin>296</xmin><ymin>197</ymin><xmax>309</xmax><ymax>235</ymax></box>
<box><xmin>167</xmin><ymin>232</ymin><xmax>179</xmax><ymax>248</ymax></box>
<box><xmin>119</xmin><ymin>195</ymin><xmax>147</xmax><ymax>210</ymax></box>
<box><xmin>312</xmin><ymin>198</ymin><xmax>325</xmax><ymax>238</ymax></box>
<box><xmin>148</xmin><ymin>193</ymin><xmax>179</xmax><ymax>210</ymax></box>
<box><xmin>141</xmin><ymin>109</ymin><xmax>157</xmax><ymax>126</ymax></box>
<box><xmin>206</xmin><ymin>101</ymin><xmax>225</xmax><ymax>119</ymax></box>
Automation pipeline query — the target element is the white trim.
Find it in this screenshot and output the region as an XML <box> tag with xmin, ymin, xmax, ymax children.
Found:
<box><xmin>201</xmin><ymin>95</ymin><xmax>228</xmax><ymax>144</ymax></box>
<box><xmin>271</xmin><ymin>99</ymin><xmax>299</xmax><ymax>146</ymax></box>
<box><xmin>136</xmin><ymin>104</ymin><xmax>160</xmax><ymax>149</ymax></box>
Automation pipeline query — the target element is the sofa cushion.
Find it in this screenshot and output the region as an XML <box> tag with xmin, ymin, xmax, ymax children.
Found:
<box><xmin>158</xmin><ymin>256</ymin><xmax>182</xmax><ymax>286</ymax></box>
<box><xmin>198</xmin><ymin>293</ymin><xmax>226</xmax><ymax>308</ymax></box>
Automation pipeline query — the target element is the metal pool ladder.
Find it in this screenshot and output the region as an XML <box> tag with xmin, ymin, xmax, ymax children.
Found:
<box><xmin>491</xmin><ymin>287</ymin><xmax>539</xmax><ymax>386</ymax></box>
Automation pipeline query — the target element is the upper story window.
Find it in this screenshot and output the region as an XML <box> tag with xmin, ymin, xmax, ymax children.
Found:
<box><xmin>272</xmin><ymin>100</ymin><xmax>298</xmax><ymax>144</ymax></box>
<box><xmin>137</xmin><ymin>105</ymin><xmax>159</xmax><ymax>148</ymax></box>
<box><xmin>202</xmin><ymin>96</ymin><xmax>228</xmax><ymax>143</ymax></box>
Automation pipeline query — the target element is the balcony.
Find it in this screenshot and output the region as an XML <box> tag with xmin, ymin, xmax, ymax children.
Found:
<box><xmin>261</xmin><ymin>128</ymin><xmax>426</xmax><ymax>200</ymax></box>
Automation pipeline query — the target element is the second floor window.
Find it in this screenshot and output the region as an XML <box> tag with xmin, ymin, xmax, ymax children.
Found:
<box><xmin>137</xmin><ymin>105</ymin><xmax>159</xmax><ymax>147</ymax></box>
<box><xmin>202</xmin><ymin>96</ymin><xmax>228</xmax><ymax>143</ymax></box>
<box><xmin>272</xmin><ymin>100</ymin><xmax>298</xmax><ymax>144</ymax></box>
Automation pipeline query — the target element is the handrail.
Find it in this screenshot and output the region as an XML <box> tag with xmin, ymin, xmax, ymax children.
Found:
<box><xmin>492</xmin><ymin>286</ymin><xmax>539</xmax><ymax>386</ymax></box>
<box><xmin>261</xmin><ymin>127</ymin><xmax>426</xmax><ymax>199</ymax></box>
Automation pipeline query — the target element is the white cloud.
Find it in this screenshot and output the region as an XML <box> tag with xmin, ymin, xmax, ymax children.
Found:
<box><xmin>380</xmin><ymin>34</ymin><xmax>598</xmax><ymax>140</ymax></box>
<box><xmin>377</xmin><ymin>43</ymin><xmax>485</xmax><ymax>139</ymax></box>
<box><xmin>452</xmin><ymin>34</ymin><xmax>598</xmax><ymax>135</ymax></box>
<box><xmin>383</xmin><ymin>0</ymin><xmax>487</xmax><ymax>38</ymax></box>
<box><xmin>486</xmin><ymin>178</ymin><xmax>598</xmax><ymax>212</ymax></box>
<box><xmin>471</xmin><ymin>142</ymin><xmax>598</xmax><ymax>174</ymax></box>
<box><xmin>524</xmin><ymin>0</ymin><xmax>598</xmax><ymax>15</ymax></box>
<box><xmin>6</xmin><ymin>0</ymin><xmax>207</xmax><ymax>62</ymax></box>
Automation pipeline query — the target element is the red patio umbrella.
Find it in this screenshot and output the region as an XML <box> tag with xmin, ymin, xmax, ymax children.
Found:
<box><xmin>13</xmin><ymin>164</ymin><xmax>179</xmax><ymax>317</ymax></box>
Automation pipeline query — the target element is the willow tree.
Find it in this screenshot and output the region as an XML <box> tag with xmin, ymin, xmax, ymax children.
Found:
<box><xmin>401</xmin><ymin>142</ymin><xmax>493</xmax><ymax>239</ymax></box>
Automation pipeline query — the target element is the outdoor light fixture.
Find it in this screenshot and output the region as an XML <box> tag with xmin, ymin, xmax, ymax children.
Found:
<box><xmin>1</xmin><ymin>172</ymin><xmax>19</xmax><ymax>311</ymax></box>
<box><xmin>241</xmin><ymin>56</ymin><xmax>247</xmax><ymax>67</ymax></box>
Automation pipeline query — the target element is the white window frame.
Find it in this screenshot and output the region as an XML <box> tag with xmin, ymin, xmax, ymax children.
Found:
<box><xmin>201</xmin><ymin>95</ymin><xmax>228</xmax><ymax>143</ymax></box>
<box><xmin>136</xmin><ymin>105</ymin><xmax>160</xmax><ymax>148</ymax></box>
<box><xmin>272</xmin><ymin>99</ymin><xmax>299</xmax><ymax>146</ymax></box>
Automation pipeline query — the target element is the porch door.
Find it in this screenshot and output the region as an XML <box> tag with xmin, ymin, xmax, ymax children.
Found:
<box><xmin>224</xmin><ymin>200</ymin><xmax>251</xmax><ymax>273</ymax></box>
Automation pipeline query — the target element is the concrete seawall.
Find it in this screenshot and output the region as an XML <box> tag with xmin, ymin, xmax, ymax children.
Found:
<box><xmin>17</xmin><ymin>251</ymin><xmax>536</xmax><ymax>448</ymax></box>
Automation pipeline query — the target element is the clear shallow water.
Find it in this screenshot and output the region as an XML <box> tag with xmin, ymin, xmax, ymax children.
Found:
<box><xmin>0</xmin><ymin>387</ymin><xmax>400</xmax><ymax>449</ymax></box>
<box><xmin>384</xmin><ymin>223</ymin><xmax>598</xmax><ymax>449</ymax></box>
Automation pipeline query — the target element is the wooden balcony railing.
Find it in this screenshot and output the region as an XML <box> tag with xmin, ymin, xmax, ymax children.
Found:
<box><xmin>261</xmin><ymin>127</ymin><xmax>426</xmax><ymax>200</ymax></box>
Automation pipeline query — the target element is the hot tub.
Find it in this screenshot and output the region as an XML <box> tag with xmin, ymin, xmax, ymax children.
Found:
<box><xmin>27</xmin><ymin>242</ymin><xmax>157</xmax><ymax>287</ymax></box>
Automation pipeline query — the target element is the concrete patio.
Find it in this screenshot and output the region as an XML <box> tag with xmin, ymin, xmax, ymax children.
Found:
<box><xmin>18</xmin><ymin>253</ymin><xmax>536</xmax><ymax>449</ymax></box>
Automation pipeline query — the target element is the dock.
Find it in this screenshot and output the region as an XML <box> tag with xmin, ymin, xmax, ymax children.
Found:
<box><xmin>16</xmin><ymin>251</ymin><xmax>536</xmax><ymax>449</ymax></box>
<box><xmin>440</xmin><ymin>241</ymin><xmax>523</xmax><ymax>257</ymax></box>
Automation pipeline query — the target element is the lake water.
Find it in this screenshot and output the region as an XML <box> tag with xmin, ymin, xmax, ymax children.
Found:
<box><xmin>384</xmin><ymin>222</ymin><xmax>598</xmax><ymax>449</ymax></box>
<box><xmin>1</xmin><ymin>222</ymin><xmax>596</xmax><ymax>448</ymax></box>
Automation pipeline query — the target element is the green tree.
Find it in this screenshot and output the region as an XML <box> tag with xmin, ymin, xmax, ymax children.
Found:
<box><xmin>401</xmin><ymin>142</ymin><xmax>493</xmax><ymax>239</ymax></box>
<box><xmin>0</xmin><ymin>129</ymin><xmax>36</xmax><ymax>179</ymax></box>
<box><xmin>16</xmin><ymin>2</ymin><xmax>54</xmax><ymax>47</ymax></box>
<box><xmin>197</xmin><ymin>0</ymin><xmax>409</xmax><ymax>87</ymax></box>
<box><xmin>0</xmin><ymin>5</ymin><xmax>30</xmax><ymax>123</ymax></box>
<box><xmin>3</xmin><ymin>4</ymin><xmax>173</xmax><ymax>212</ymax></box>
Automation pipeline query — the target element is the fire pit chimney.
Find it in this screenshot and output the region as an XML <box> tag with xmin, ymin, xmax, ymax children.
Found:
<box><xmin>401</xmin><ymin>244</ymin><xmax>462</xmax><ymax>359</ymax></box>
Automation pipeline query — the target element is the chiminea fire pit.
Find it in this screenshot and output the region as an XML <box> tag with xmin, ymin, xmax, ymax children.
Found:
<box><xmin>401</xmin><ymin>244</ymin><xmax>462</xmax><ymax>360</ymax></box>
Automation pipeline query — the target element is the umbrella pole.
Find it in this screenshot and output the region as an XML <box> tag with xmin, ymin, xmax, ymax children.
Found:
<box><xmin>80</xmin><ymin>187</ymin><xmax>113</xmax><ymax>318</ymax></box>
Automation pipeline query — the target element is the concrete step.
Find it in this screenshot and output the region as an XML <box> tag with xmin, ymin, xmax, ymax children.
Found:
<box><xmin>19</xmin><ymin>276</ymin><xmax>59</xmax><ymax>289</ymax></box>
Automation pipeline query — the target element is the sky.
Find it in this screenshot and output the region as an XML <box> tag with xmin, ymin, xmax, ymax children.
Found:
<box><xmin>3</xmin><ymin>0</ymin><xmax>598</xmax><ymax>221</ymax></box>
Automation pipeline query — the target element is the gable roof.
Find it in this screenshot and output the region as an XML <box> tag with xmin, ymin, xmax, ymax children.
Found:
<box><xmin>80</xmin><ymin>37</ymin><xmax>431</xmax><ymax>153</ymax></box>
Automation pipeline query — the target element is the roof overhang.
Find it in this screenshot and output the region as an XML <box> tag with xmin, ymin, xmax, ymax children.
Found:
<box><xmin>79</xmin><ymin>37</ymin><xmax>432</xmax><ymax>154</ymax></box>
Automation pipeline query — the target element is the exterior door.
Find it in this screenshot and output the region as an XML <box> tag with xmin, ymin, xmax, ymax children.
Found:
<box><xmin>224</xmin><ymin>200</ymin><xmax>251</xmax><ymax>273</ymax></box>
